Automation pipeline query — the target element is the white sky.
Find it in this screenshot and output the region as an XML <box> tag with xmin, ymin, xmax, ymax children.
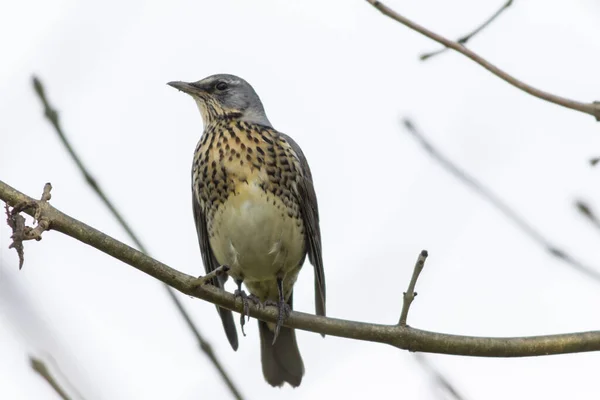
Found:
<box><xmin>1</xmin><ymin>0</ymin><xmax>600</xmax><ymax>399</ymax></box>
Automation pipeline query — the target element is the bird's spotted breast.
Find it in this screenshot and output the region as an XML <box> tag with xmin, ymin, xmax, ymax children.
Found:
<box><xmin>192</xmin><ymin>118</ymin><xmax>306</xmax><ymax>290</ymax></box>
<box><xmin>193</xmin><ymin>118</ymin><xmax>304</xmax><ymax>225</ymax></box>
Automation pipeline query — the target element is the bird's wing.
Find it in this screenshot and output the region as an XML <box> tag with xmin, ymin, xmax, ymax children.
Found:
<box><xmin>279</xmin><ymin>132</ymin><xmax>326</xmax><ymax>318</ymax></box>
<box><xmin>192</xmin><ymin>192</ymin><xmax>239</xmax><ymax>350</ymax></box>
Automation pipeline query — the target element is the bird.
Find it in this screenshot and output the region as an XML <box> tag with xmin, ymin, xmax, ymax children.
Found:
<box><xmin>168</xmin><ymin>74</ymin><xmax>326</xmax><ymax>387</ymax></box>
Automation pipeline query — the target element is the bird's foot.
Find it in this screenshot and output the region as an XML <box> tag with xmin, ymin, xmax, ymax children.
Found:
<box><xmin>264</xmin><ymin>299</ymin><xmax>291</xmax><ymax>345</ymax></box>
<box><xmin>234</xmin><ymin>289</ymin><xmax>260</xmax><ymax>336</ymax></box>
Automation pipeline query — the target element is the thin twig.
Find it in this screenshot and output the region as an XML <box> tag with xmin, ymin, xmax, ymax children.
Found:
<box><xmin>194</xmin><ymin>265</ymin><xmax>231</xmax><ymax>286</ymax></box>
<box><xmin>575</xmin><ymin>200</ymin><xmax>600</xmax><ymax>233</ymax></box>
<box><xmin>402</xmin><ymin>119</ymin><xmax>600</xmax><ymax>283</ymax></box>
<box><xmin>399</xmin><ymin>250</ymin><xmax>428</xmax><ymax>326</ymax></box>
<box><xmin>421</xmin><ymin>0</ymin><xmax>514</xmax><ymax>61</ymax></box>
<box><xmin>30</xmin><ymin>356</ymin><xmax>74</xmax><ymax>400</ymax></box>
<box><xmin>366</xmin><ymin>0</ymin><xmax>600</xmax><ymax>121</ymax></box>
<box><xmin>31</xmin><ymin>77</ymin><xmax>243</xmax><ymax>400</ymax></box>
<box><xmin>414</xmin><ymin>354</ymin><xmax>467</xmax><ymax>400</ymax></box>
<box><xmin>3</xmin><ymin>180</ymin><xmax>600</xmax><ymax>357</ymax></box>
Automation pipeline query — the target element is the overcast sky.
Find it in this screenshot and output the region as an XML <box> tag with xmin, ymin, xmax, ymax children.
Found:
<box><xmin>1</xmin><ymin>0</ymin><xmax>600</xmax><ymax>399</ymax></box>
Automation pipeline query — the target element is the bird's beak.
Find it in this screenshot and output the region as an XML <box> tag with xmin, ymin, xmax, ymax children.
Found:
<box><xmin>167</xmin><ymin>81</ymin><xmax>204</xmax><ymax>96</ymax></box>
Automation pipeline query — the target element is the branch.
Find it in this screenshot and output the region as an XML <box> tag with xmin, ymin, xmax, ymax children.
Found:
<box><xmin>575</xmin><ymin>200</ymin><xmax>600</xmax><ymax>233</ymax></box>
<box><xmin>402</xmin><ymin>119</ymin><xmax>600</xmax><ymax>284</ymax></box>
<box><xmin>31</xmin><ymin>77</ymin><xmax>243</xmax><ymax>400</ymax></box>
<box><xmin>399</xmin><ymin>250</ymin><xmax>428</xmax><ymax>326</ymax></box>
<box><xmin>3</xmin><ymin>180</ymin><xmax>600</xmax><ymax>357</ymax></box>
<box><xmin>30</xmin><ymin>356</ymin><xmax>75</xmax><ymax>400</ymax></box>
<box><xmin>398</xmin><ymin>253</ymin><xmax>468</xmax><ymax>399</ymax></box>
<box><xmin>420</xmin><ymin>0</ymin><xmax>514</xmax><ymax>61</ymax></box>
<box><xmin>414</xmin><ymin>354</ymin><xmax>468</xmax><ymax>400</ymax></box>
<box><xmin>365</xmin><ymin>0</ymin><xmax>600</xmax><ymax>121</ymax></box>
<box><xmin>590</xmin><ymin>158</ymin><xmax>599</xmax><ymax>167</ymax></box>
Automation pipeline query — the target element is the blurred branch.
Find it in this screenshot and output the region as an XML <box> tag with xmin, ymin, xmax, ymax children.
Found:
<box><xmin>399</xmin><ymin>250</ymin><xmax>427</xmax><ymax>326</ymax></box>
<box><xmin>420</xmin><ymin>0</ymin><xmax>514</xmax><ymax>61</ymax></box>
<box><xmin>403</xmin><ymin>119</ymin><xmax>600</xmax><ymax>283</ymax></box>
<box><xmin>0</xmin><ymin>263</ymin><xmax>92</xmax><ymax>399</ymax></box>
<box><xmin>590</xmin><ymin>158</ymin><xmax>599</xmax><ymax>167</ymax></box>
<box><xmin>30</xmin><ymin>356</ymin><xmax>75</xmax><ymax>400</ymax></box>
<box><xmin>365</xmin><ymin>0</ymin><xmax>600</xmax><ymax>121</ymax></box>
<box><xmin>31</xmin><ymin>76</ymin><xmax>243</xmax><ymax>400</ymax></box>
<box><xmin>414</xmin><ymin>354</ymin><xmax>467</xmax><ymax>400</ymax></box>
<box><xmin>575</xmin><ymin>200</ymin><xmax>600</xmax><ymax>233</ymax></box>
<box><xmin>3</xmin><ymin>180</ymin><xmax>600</xmax><ymax>357</ymax></box>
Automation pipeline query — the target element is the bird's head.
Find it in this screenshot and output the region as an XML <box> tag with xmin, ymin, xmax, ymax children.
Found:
<box><xmin>168</xmin><ymin>74</ymin><xmax>271</xmax><ymax>127</ymax></box>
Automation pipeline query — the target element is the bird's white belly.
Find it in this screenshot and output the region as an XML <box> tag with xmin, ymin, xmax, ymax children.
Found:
<box><xmin>209</xmin><ymin>182</ymin><xmax>305</xmax><ymax>283</ymax></box>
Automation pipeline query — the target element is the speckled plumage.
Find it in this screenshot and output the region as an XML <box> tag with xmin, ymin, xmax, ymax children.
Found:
<box><xmin>169</xmin><ymin>74</ymin><xmax>326</xmax><ymax>388</ymax></box>
<box><xmin>193</xmin><ymin>119</ymin><xmax>303</xmax><ymax>232</ymax></box>
<box><xmin>192</xmin><ymin>118</ymin><xmax>306</xmax><ymax>302</ymax></box>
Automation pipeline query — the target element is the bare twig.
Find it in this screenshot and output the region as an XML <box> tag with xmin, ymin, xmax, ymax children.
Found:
<box><xmin>575</xmin><ymin>200</ymin><xmax>600</xmax><ymax>233</ymax></box>
<box><xmin>420</xmin><ymin>0</ymin><xmax>514</xmax><ymax>61</ymax></box>
<box><xmin>399</xmin><ymin>250</ymin><xmax>428</xmax><ymax>326</ymax></box>
<box><xmin>30</xmin><ymin>356</ymin><xmax>74</xmax><ymax>400</ymax></box>
<box><xmin>5</xmin><ymin>183</ymin><xmax>52</xmax><ymax>269</ymax></box>
<box><xmin>414</xmin><ymin>354</ymin><xmax>467</xmax><ymax>400</ymax></box>
<box><xmin>366</xmin><ymin>0</ymin><xmax>600</xmax><ymax>121</ymax></box>
<box><xmin>194</xmin><ymin>265</ymin><xmax>231</xmax><ymax>286</ymax></box>
<box><xmin>31</xmin><ymin>77</ymin><xmax>243</xmax><ymax>400</ymax></box>
<box><xmin>3</xmin><ymin>180</ymin><xmax>600</xmax><ymax>357</ymax></box>
<box><xmin>402</xmin><ymin>119</ymin><xmax>600</xmax><ymax>283</ymax></box>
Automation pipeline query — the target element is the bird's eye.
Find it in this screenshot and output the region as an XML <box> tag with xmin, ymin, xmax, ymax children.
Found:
<box><xmin>216</xmin><ymin>82</ymin><xmax>228</xmax><ymax>91</ymax></box>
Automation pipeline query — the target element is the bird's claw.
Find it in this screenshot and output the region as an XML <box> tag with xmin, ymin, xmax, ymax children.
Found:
<box><xmin>234</xmin><ymin>289</ymin><xmax>260</xmax><ymax>336</ymax></box>
<box><xmin>265</xmin><ymin>299</ymin><xmax>291</xmax><ymax>345</ymax></box>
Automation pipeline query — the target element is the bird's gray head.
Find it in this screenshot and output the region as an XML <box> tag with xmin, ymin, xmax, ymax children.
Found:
<box><xmin>168</xmin><ymin>74</ymin><xmax>271</xmax><ymax>127</ymax></box>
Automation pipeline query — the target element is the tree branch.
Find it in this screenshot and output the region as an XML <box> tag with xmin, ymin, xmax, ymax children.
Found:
<box><xmin>420</xmin><ymin>0</ymin><xmax>514</xmax><ymax>61</ymax></box>
<box><xmin>3</xmin><ymin>180</ymin><xmax>600</xmax><ymax>357</ymax></box>
<box><xmin>31</xmin><ymin>77</ymin><xmax>243</xmax><ymax>400</ymax></box>
<box><xmin>399</xmin><ymin>253</ymin><xmax>468</xmax><ymax>400</ymax></box>
<box><xmin>30</xmin><ymin>356</ymin><xmax>75</xmax><ymax>400</ymax></box>
<box><xmin>402</xmin><ymin>119</ymin><xmax>600</xmax><ymax>284</ymax></box>
<box><xmin>399</xmin><ymin>250</ymin><xmax>428</xmax><ymax>326</ymax></box>
<box><xmin>365</xmin><ymin>0</ymin><xmax>600</xmax><ymax>121</ymax></box>
<box><xmin>414</xmin><ymin>354</ymin><xmax>468</xmax><ymax>400</ymax></box>
<box><xmin>575</xmin><ymin>200</ymin><xmax>600</xmax><ymax>233</ymax></box>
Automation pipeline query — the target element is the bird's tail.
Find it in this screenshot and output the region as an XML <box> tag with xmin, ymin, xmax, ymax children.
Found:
<box><xmin>259</xmin><ymin>320</ymin><xmax>304</xmax><ymax>387</ymax></box>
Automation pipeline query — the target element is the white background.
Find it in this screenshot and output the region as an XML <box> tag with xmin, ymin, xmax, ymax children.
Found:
<box><xmin>1</xmin><ymin>0</ymin><xmax>600</xmax><ymax>399</ymax></box>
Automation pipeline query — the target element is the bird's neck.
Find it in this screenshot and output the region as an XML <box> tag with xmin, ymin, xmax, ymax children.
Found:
<box><xmin>194</xmin><ymin>98</ymin><xmax>272</xmax><ymax>127</ymax></box>
<box><xmin>194</xmin><ymin>98</ymin><xmax>235</xmax><ymax>125</ymax></box>
<box><xmin>241</xmin><ymin>107</ymin><xmax>272</xmax><ymax>127</ymax></box>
